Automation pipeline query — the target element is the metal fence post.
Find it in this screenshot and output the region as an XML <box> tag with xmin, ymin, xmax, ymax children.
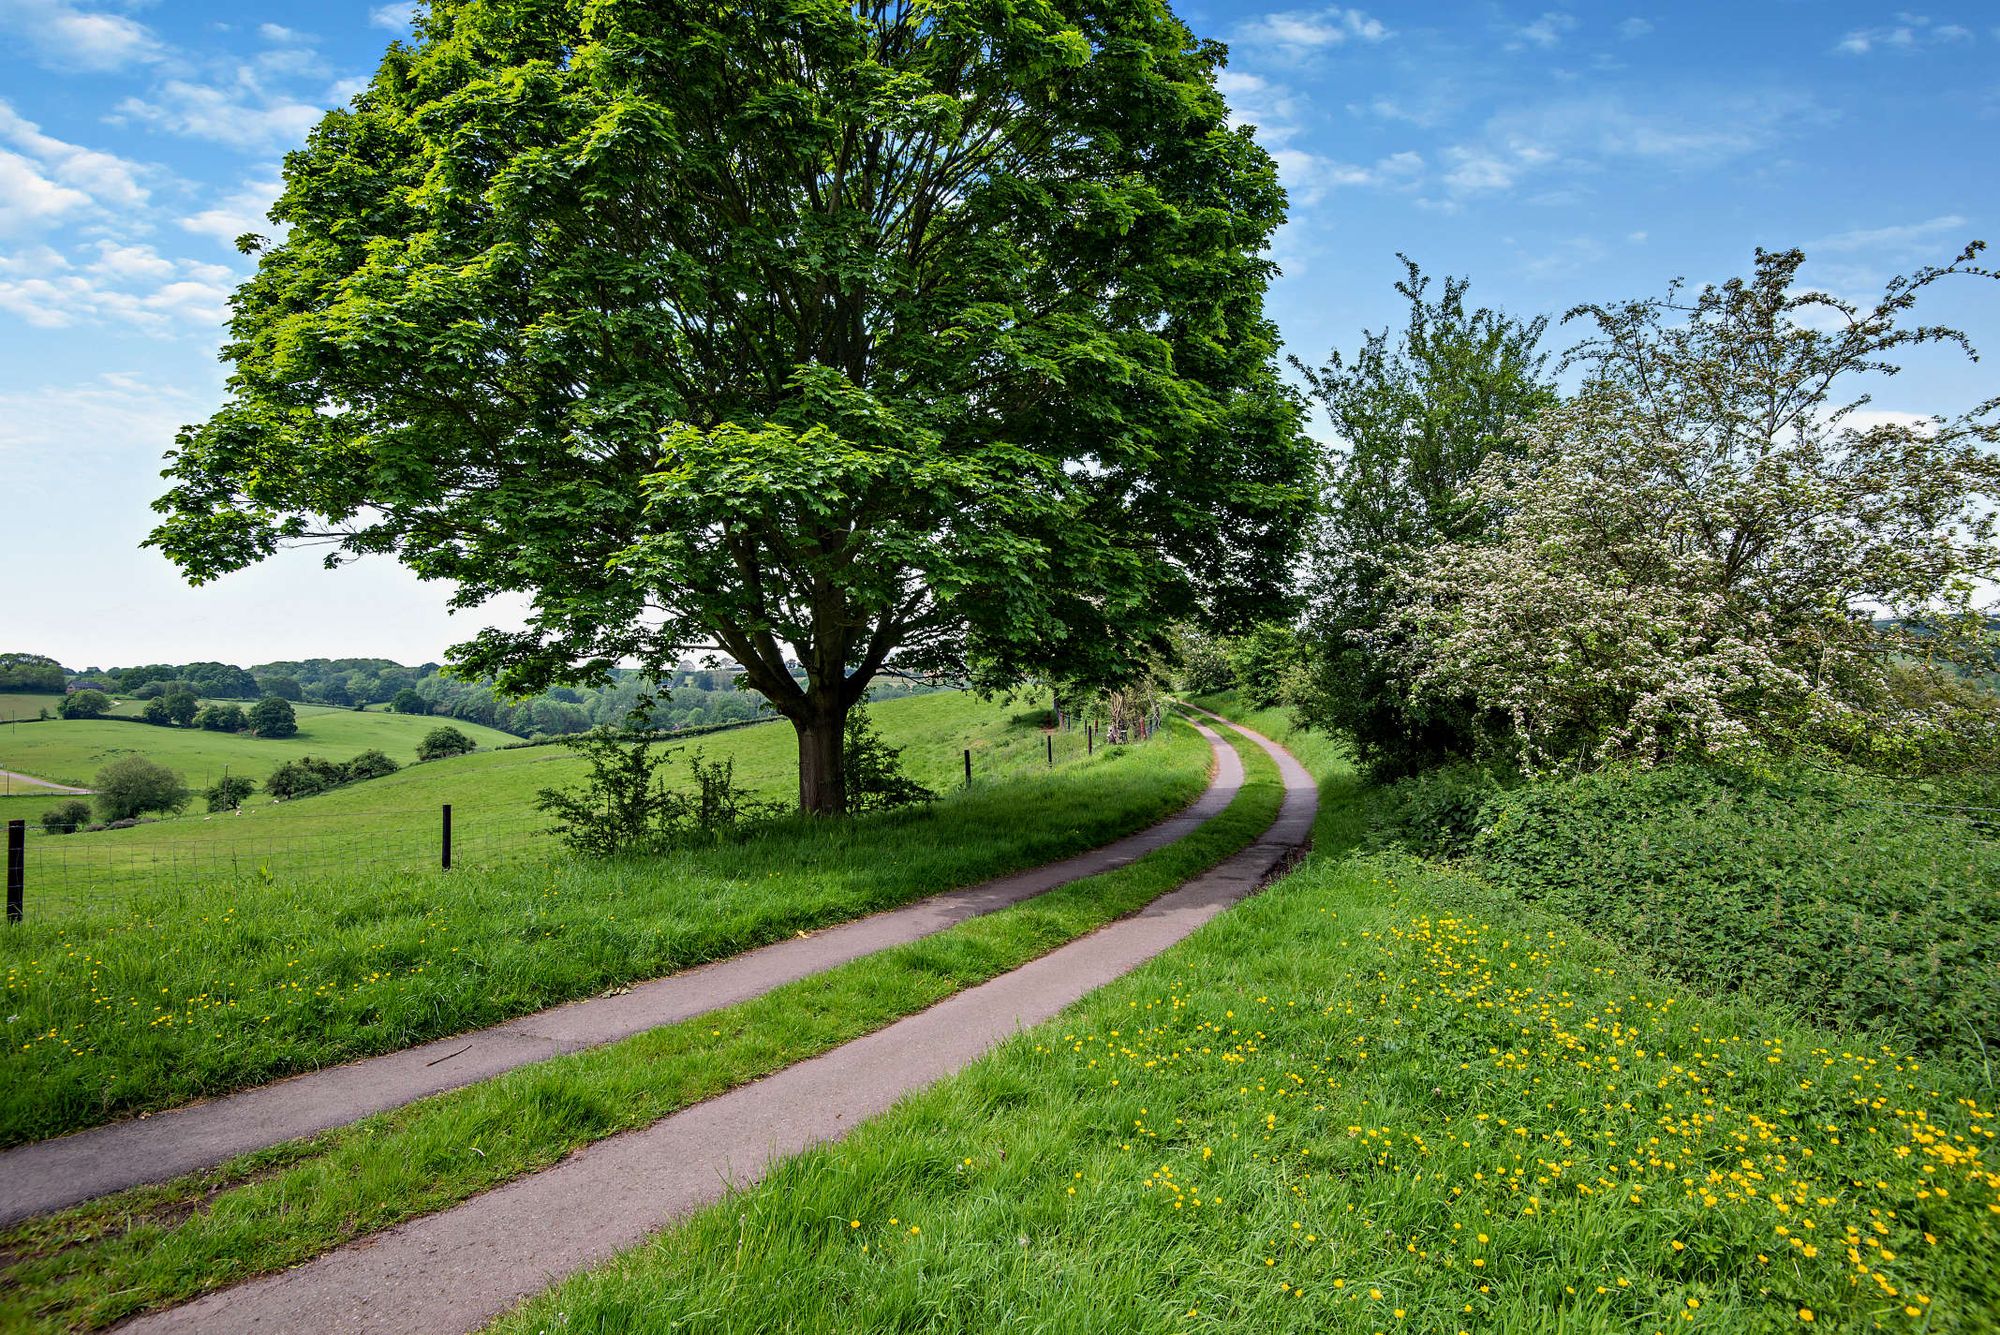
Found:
<box><xmin>1086</xmin><ymin>723</ymin><xmax>1093</xmax><ymax>756</ymax></box>
<box><xmin>1046</xmin><ymin>733</ymin><xmax>1053</xmax><ymax>766</ymax></box>
<box><xmin>963</xmin><ymin>749</ymin><xmax>972</xmax><ymax>788</ymax></box>
<box><xmin>441</xmin><ymin>804</ymin><xmax>453</xmax><ymax>871</ymax></box>
<box><xmin>6</xmin><ymin>820</ymin><xmax>23</xmax><ymax>924</ymax></box>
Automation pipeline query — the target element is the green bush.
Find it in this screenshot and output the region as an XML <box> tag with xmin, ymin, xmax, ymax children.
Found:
<box><xmin>93</xmin><ymin>756</ymin><xmax>188</xmax><ymax>822</ymax></box>
<box><xmin>1371</xmin><ymin>763</ymin><xmax>1512</xmax><ymax>857</ymax></box>
<box><xmin>247</xmin><ymin>695</ymin><xmax>298</xmax><ymax>738</ymax></box>
<box><xmin>40</xmin><ymin>800</ymin><xmax>92</xmax><ymax>834</ymax></box>
<box><xmin>417</xmin><ymin>725</ymin><xmax>475</xmax><ymax>761</ymax></box>
<box><xmin>203</xmin><ymin>775</ymin><xmax>257</xmax><ymax>812</ymax></box>
<box><xmin>265</xmin><ymin>757</ymin><xmax>349</xmax><ymax>801</ymax></box>
<box><xmin>342</xmin><ymin>748</ymin><xmax>400</xmax><ymax>782</ymax></box>
<box><xmin>58</xmin><ymin>689</ymin><xmax>111</xmax><ymax>720</ymax></box>
<box><xmin>1472</xmin><ymin>764</ymin><xmax>2000</xmax><ymax>1062</ymax></box>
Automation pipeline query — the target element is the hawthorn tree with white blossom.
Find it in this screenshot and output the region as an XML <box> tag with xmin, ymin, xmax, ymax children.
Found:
<box><xmin>1384</xmin><ymin>244</ymin><xmax>2000</xmax><ymax>774</ymax></box>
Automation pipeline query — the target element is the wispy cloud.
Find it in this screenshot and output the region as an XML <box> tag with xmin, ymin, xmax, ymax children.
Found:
<box><xmin>0</xmin><ymin>101</ymin><xmax>150</xmax><ymax>211</ymax></box>
<box><xmin>1618</xmin><ymin>17</ymin><xmax>1655</xmax><ymax>39</ymax></box>
<box><xmin>1235</xmin><ymin>7</ymin><xmax>1389</xmax><ymax>56</ymax></box>
<box><xmin>113</xmin><ymin>70</ymin><xmax>329</xmax><ymax>152</ymax></box>
<box><xmin>179</xmin><ymin>177</ymin><xmax>284</xmax><ymax>248</ymax></box>
<box><xmin>1507</xmin><ymin>11</ymin><xmax>1577</xmax><ymax>50</ymax></box>
<box><xmin>1810</xmin><ymin>214</ymin><xmax>1970</xmax><ymax>255</ymax></box>
<box><xmin>0</xmin><ymin>239</ymin><xmax>235</xmax><ymax>331</ymax></box>
<box><xmin>368</xmin><ymin>3</ymin><xmax>419</xmax><ymax>32</ymax></box>
<box><xmin>0</xmin><ymin>0</ymin><xmax>164</xmax><ymax>72</ymax></box>
<box><xmin>1836</xmin><ymin>16</ymin><xmax>1973</xmax><ymax>54</ymax></box>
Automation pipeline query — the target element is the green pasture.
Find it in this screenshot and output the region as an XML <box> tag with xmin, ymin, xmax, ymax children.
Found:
<box><xmin>0</xmin><ymin>705</ymin><xmax>518</xmax><ymax>791</ymax></box>
<box><xmin>0</xmin><ymin>692</ymin><xmax>1203</xmax><ymax>1144</ymax></box>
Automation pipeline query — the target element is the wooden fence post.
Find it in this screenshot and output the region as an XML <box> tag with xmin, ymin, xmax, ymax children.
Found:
<box><xmin>6</xmin><ymin>820</ymin><xmax>22</xmax><ymax>924</ymax></box>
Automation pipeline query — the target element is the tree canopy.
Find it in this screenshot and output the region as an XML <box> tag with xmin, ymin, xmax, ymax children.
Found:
<box><xmin>148</xmin><ymin>0</ymin><xmax>1312</xmax><ymax>812</ymax></box>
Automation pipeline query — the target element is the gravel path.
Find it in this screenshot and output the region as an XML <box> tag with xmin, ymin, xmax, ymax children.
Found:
<box><xmin>121</xmin><ymin>712</ymin><xmax>1315</xmax><ymax>1335</ymax></box>
<box><xmin>0</xmin><ymin>719</ymin><xmax>1241</xmax><ymax>1225</ymax></box>
<box><xmin>0</xmin><ymin>768</ymin><xmax>88</xmax><ymax>795</ymax></box>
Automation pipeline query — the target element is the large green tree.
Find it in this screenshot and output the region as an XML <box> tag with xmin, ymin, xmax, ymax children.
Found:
<box><xmin>148</xmin><ymin>0</ymin><xmax>1311</xmax><ymax>813</ymax></box>
<box><xmin>1289</xmin><ymin>257</ymin><xmax>1555</xmax><ymax>778</ymax></box>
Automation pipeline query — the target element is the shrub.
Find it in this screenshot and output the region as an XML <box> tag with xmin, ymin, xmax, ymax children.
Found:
<box><xmin>1226</xmin><ymin>623</ymin><xmax>1300</xmax><ymax>709</ymax></box>
<box><xmin>342</xmin><ymin>749</ymin><xmax>399</xmax><ymax>782</ymax></box>
<box><xmin>1472</xmin><ymin>764</ymin><xmax>2000</xmax><ymax>1061</ymax></box>
<box><xmin>93</xmin><ymin>756</ymin><xmax>188</xmax><ymax>822</ymax></box>
<box><xmin>842</xmin><ymin>705</ymin><xmax>934</xmax><ymax>815</ymax></box>
<box><xmin>265</xmin><ymin>757</ymin><xmax>348</xmax><ymax>801</ymax></box>
<box><xmin>1371</xmin><ymin>763</ymin><xmax>1512</xmax><ymax>858</ymax></box>
<box><xmin>203</xmin><ymin>775</ymin><xmax>257</xmax><ymax>812</ymax></box>
<box><xmin>142</xmin><ymin>696</ymin><xmax>173</xmax><ymax>726</ymax></box>
<box><xmin>40</xmin><ymin>800</ymin><xmax>92</xmax><ymax>834</ymax></box>
<box><xmin>58</xmin><ymin>689</ymin><xmax>111</xmax><ymax>720</ymax></box>
<box><xmin>417</xmin><ymin>726</ymin><xmax>475</xmax><ymax>761</ymax></box>
<box><xmin>161</xmin><ymin>689</ymin><xmax>199</xmax><ymax>727</ymax></box>
<box><xmin>195</xmin><ymin>702</ymin><xmax>248</xmax><ymax>733</ymax></box>
<box><xmin>247</xmin><ymin>695</ymin><xmax>297</xmax><ymax>738</ymax></box>
<box><xmin>535</xmin><ymin>728</ymin><xmax>785</xmax><ymax>857</ymax></box>
<box><xmin>390</xmin><ymin>689</ymin><xmax>428</xmax><ymax>715</ymax></box>
<box><xmin>1169</xmin><ymin>626</ymin><xmax>1236</xmax><ymax>696</ymax></box>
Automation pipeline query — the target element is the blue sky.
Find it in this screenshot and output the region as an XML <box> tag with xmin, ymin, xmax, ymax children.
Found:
<box><xmin>2</xmin><ymin>1</ymin><xmax>1994</xmax><ymax>670</ymax></box>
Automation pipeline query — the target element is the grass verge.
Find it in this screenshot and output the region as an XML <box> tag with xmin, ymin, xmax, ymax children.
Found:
<box><xmin>0</xmin><ymin>719</ymin><xmax>1283</xmax><ymax>1332</ymax></box>
<box><xmin>1</xmin><ymin>696</ymin><xmax>1202</xmax><ymax>1145</ymax></box>
<box><xmin>486</xmin><ymin>704</ymin><xmax>1998</xmax><ymax>1335</ymax></box>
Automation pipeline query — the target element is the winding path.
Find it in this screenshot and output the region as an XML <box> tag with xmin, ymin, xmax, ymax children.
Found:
<box><xmin>0</xmin><ymin>768</ymin><xmax>88</xmax><ymax>795</ymax></box>
<box><xmin>0</xmin><ymin>717</ymin><xmax>1244</xmax><ymax>1224</ymax></box>
<box><xmin>122</xmin><ymin>711</ymin><xmax>1316</xmax><ymax>1335</ymax></box>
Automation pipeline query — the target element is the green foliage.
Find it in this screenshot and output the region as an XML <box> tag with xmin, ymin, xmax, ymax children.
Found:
<box><xmin>194</xmin><ymin>702</ymin><xmax>248</xmax><ymax>733</ymax></box>
<box><xmin>1290</xmin><ymin>256</ymin><xmax>1555</xmax><ymax>779</ymax></box>
<box><xmin>203</xmin><ymin>775</ymin><xmax>257</xmax><ymax>813</ymax></box>
<box><xmin>57</xmin><ymin>689</ymin><xmax>110</xmax><ymax>720</ymax></box>
<box><xmin>148</xmin><ymin>0</ymin><xmax>1311</xmax><ymax>813</ymax></box>
<box><xmin>389</xmin><ymin>689</ymin><xmax>427</xmax><ymax>715</ymax></box>
<box><xmin>1388</xmin><ymin>245</ymin><xmax>2000</xmax><ymax>776</ymax></box>
<box><xmin>342</xmin><ymin>749</ymin><xmax>400</xmax><ymax>782</ymax></box>
<box><xmin>1225</xmin><ymin>623</ymin><xmax>1300</xmax><ymax>709</ymax></box>
<box><xmin>39</xmin><ymin>800</ymin><xmax>91</xmax><ymax>834</ymax></box>
<box><xmin>535</xmin><ymin>729</ymin><xmax>786</xmax><ymax>857</ymax></box>
<box><xmin>106</xmin><ymin>662</ymin><xmax>259</xmax><ymax>699</ymax></box>
<box><xmin>258</xmin><ymin>675</ymin><xmax>302</xmax><ymax>700</ymax></box>
<box><xmin>416</xmin><ymin>726</ymin><xmax>475</xmax><ymax>762</ymax></box>
<box><xmin>246</xmin><ymin>695</ymin><xmax>297</xmax><ymax>739</ymax></box>
<box><xmin>0</xmin><ymin>653</ymin><xmax>65</xmax><ymax>693</ymax></box>
<box><xmin>1473</xmin><ymin>764</ymin><xmax>2000</xmax><ymax>1061</ymax></box>
<box><xmin>92</xmin><ymin>756</ymin><xmax>188</xmax><ymax>823</ymax></box>
<box><xmin>264</xmin><ymin>757</ymin><xmax>351</xmax><ymax>801</ymax></box>
<box><xmin>1168</xmin><ymin>625</ymin><xmax>1235</xmax><ymax>696</ymax></box>
<box><xmin>842</xmin><ymin>705</ymin><xmax>935</xmax><ymax>816</ymax></box>
<box><xmin>1369</xmin><ymin>763</ymin><xmax>1513</xmax><ymax>859</ymax></box>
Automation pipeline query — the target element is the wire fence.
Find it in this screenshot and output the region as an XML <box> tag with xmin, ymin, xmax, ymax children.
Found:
<box><xmin>1</xmin><ymin>702</ymin><xmax>1172</xmax><ymax>926</ymax></box>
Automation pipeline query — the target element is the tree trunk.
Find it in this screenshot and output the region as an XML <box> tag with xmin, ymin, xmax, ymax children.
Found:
<box><xmin>793</xmin><ymin>706</ymin><xmax>848</xmax><ymax>816</ymax></box>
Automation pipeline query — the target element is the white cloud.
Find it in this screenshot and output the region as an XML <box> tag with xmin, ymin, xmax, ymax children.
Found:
<box><xmin>0</xmin><ymin>101</ymin><xmax>150</xmax><ymax>210</ymax></box>
<box><xmin>1810</xmin><ymin>215</ymin><xmax>1968</xmax><ymax>254</ymax></box>
<box><xmin>179</xmin><ymin>177</ymin><xmax>284</xmax><ymax>247</ymax></box>
<box><xmin>0</xmin><ymin>150</ymin><xmax>92</xmax><ymax>234</ymax></box>
<box><xmin>1837</xmin><ymin>16</ymin><xmax>1975</xmax><ymax>54</ymax></box>
<box><xmin>1619</xmin><ymin>17</ymin><xmax>1655</xmax><ymax>39</ymax></box>
<box><xmin>0</xmin><ymin>370</ymin><xmax>204</xmax><ymax>464</ymax></box>
<box><xmin>1509</xmin><ymin>12</ymin><xmax>1578</xmax><ymax>50</ymax></box>
<box><xmin>369</xmin><ymin>3</ymin><xmax>419</xmax><ymax>32</ymax></box>
<box><xmin>1235</xmin><ymin>7</ymin><xmax>1389</xmax><ymax>55</ymax></box>
<box><xmin>257</xmin><ymin>23</ymin><xmax>311</xmax><ymax>44</ymax></box>
<box><xmin>0</xmin><ymin>238</ymin><xmax>237</xmax><ymax>333</ymax></box>
<box><xmin>114</xmin><ymin>72</ymin><xmax>327</xmax><ymax>151</ymax></box>
<box><xmin>0</xmin><ymin>0</ymin><xmax>164</xmax><ymax>72</ymax></box>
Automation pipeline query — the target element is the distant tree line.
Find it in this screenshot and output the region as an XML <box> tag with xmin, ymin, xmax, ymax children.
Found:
<box><xmin>0</xmin><ymin>653</ymin><xmax>66</xmax><ymax>693</ymax></box>
<box><xmin>55</xmin><ymin>656</ymin><xmax>939</xmax><ymax>740</ymax></box>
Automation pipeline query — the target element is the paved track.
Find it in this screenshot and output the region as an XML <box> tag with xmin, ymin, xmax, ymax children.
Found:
<box><xmin>1</xmin><ymin>719</ymin><xmax>1241</xmax><ymax>1224</ymax></box>
<box><xmin>122</xmin><ymin>712</ymin><xmax>1315</xmax><ymax>1335</ymax></box>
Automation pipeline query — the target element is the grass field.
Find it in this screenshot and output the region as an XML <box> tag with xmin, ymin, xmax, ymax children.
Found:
<box><xmin>0</xmin><ymin>694</ymin><xmax>67</xmax><ymax>724</ymax></box>
<box><xmin>0</xmin><ymin>704</ymin><xmax>517</xmax><ymax>792</ymax></box>
<box><xmin>0</xmin><ymin>693</ymin><xmax>1205</xmax><ymax>1145</ymax></box>
<box><xmin>7</xmin><ymin>693</ymin><xmax>1117</xmax><ymax>909</ymax></box>
<box><xmin>0</xmin><ymin>717</ymin><xmax>1276</xmax><ymax>1333</ymax></box>
<box><xmin>486</xmin><ymin>700</ymin><xmax>1999</xmax><ymax>1335</ymax></box>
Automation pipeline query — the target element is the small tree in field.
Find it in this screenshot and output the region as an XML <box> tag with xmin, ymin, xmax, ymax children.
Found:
<box><xmin>204</xmin><ymin>775</ymin><xmax>257</xmax><ymax>812</ymax></box>
<box><xmin>417</xmin><ymin>726</ymin><xmax>475</xmax><ymax>761</ymax></box>
<box><xmin>247</xmin><ymin>695</ymin><xmax>297</xmax><ymax>738</ymax></box>
<box><xmin>390</xmin><ymin>689</ymin><xmax>427</xmax><ymax>716</ymax></box>
<box><xmin>59</xmin><ymin>689</ymin><xmax>111</xmax><ymax>720</ymax></box>
<box><xmin>146</xmin><ymin>0</ymin><xmax>1312</xmax><ymax>815</ymax></box>
<box><xmin>94</xmin><ymin>756</ymin><xmax>188</xmax><ymax>822</ymax></box>
<box><xmin>1386</xmin><ymin>245</ymin><xmax>2000</xmax><ymax>774</ymax></box>
<box><xmin>41</xmin><ymin>800</ymin><xmax>92</xmax><ymax>833</ymax></box>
